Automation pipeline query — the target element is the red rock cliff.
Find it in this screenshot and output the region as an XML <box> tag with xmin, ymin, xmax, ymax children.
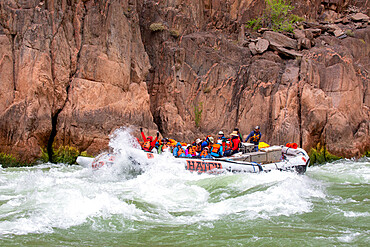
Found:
<box><xmin>0</xmin><ymin>0</ymin><xmax>369</xmax><ymax>161</ymax></box>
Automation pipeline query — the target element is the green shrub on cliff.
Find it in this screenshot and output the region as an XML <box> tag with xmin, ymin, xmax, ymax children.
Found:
<box><xmin>170</xmin><ymin>29</ymin><xmax>180</xmax><ymax>38</ymax></box>
<box><xmin>41</xmin><ymin>146</ymin><xmax>92</xmax><ymax>165</ymax></box>
<box><xmin>246</xmin><ymin>0</ymin><xmax>304</xmax><ymax>32</ymax></box>
<box><xmin>0</xmin><ymin>153</ymin><xmax>29</xmax><ymax>168</ymax></box>
<box><xmin>194</xmin><ymin>102</ymin><xmax>203</xmax><ymax>128</ymax></box>
<box><xmin>309</xmin><ymin>143</ymin><xmax>342</xmax><ymax>165</ymax></box>
<box><xmin>149</xmin><ymin>23</ymin><xmax>166</xmax><ymax>32</ymax></box>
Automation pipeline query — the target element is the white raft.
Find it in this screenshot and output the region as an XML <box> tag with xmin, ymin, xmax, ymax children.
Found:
<box><xmin>76</xmin><ymin>143</ymin><xmax>310</xmax><ymax>174</ymax></box>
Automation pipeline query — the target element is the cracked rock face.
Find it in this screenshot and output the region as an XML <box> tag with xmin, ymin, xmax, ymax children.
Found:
<box><xmin>0</xmin><ymin>0</ymin><xmax>369</xmax><ymax>161</ymax></box>
<box><xmin>0</xmin><ymin>0</ymin><xmax>155</xmax><ymax>161</ymax></box>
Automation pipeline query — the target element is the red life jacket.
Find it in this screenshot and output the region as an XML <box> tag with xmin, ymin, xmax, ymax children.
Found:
<box><xmin>230</xmin><ymin>138</ymin><xmax>240</xmax><ymax>151</ymax></box>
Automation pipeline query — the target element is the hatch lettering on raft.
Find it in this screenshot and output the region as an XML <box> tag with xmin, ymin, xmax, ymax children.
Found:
<box><xmin>186</xmin><ymin>160</ymin><xmax>222</xmax><ymax>172</ymax></box>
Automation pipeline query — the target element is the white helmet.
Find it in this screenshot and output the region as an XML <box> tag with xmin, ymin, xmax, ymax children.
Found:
<box><xmin>218</xmin><ymin>131</ymin><xmax>224</xmax><ymax>135</ymax></box>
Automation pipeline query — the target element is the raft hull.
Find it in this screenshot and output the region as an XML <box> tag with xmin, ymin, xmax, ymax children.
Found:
<box><xmin>76</xmin><ymin>147</ymin><xmax>310</xmax><ymax>174</ymax></box>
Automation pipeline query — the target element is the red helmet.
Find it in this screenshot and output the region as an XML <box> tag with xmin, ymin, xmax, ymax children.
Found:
<box><xmin>147</xmin><ymin>136</ymin><xmax>153</xmax><ymax>141</ymax></box>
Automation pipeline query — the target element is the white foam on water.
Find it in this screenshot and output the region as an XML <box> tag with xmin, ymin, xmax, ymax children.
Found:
<box><xmin>1</xmin><ymin>128</ymin><xmax>366</xmax><ymax>236</ymax></box>
<box><xmin>307</xmin><ymin>158</ymin><xmax>370</xmax><ymax>184</ymax></box>
<box><xmin>336</xmin><ymin>231</ymin><xmax>362</xmax><ymax>243</ymax></box>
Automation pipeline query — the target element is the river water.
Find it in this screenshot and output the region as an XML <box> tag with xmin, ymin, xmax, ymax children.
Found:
<box><xmin>0</xmin><ymin>130</ymin><xmax>369</xmax><ymax>246</ymax></box>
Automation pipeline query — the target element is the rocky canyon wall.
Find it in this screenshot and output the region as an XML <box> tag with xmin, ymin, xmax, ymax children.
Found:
<box><xmin>0</xmin><ymin>0</ymin><xmax>369</xmax><ymax>162</ymax></box>
<box><xmin>0</xmin><ymin>0</ymin><xmax>156</xmax><ymax>161</ymax></box>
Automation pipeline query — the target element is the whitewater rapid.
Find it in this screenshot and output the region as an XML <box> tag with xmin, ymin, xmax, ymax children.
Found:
<box><xmin>0</xmin><ymin>129</ymin><xmax>369</xmax><ymax>246</ymax></box>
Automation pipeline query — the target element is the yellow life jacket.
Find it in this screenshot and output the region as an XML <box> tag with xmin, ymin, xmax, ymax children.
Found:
<box><xmin>251</xmin><ymin>133</ymin><xmax>260</xmax><ymax>142</ymax></box>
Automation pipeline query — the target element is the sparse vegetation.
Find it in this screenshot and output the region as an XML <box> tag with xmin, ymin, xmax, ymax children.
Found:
<box><xmin>170</xmin><ymin>29</ymin><xmax>180</xmax><ymax>38</ymax></box>
<box><xmin>246</xmin><ymin>0</ymin><xmax>305</xmax><ymax>33</ymax></box>
<box><xmin>346</xmin><ymin>29</ymin><xmax>354</xmax><ymax>37</ymax></box>
<box><xmin>309</xmin><ymin>143</ymin><xmax>342</xmax><ymax>165</ymax></box>
<box><xmin>246</xmin><ymin>18</ymin><xmax>263</xmax><ymax>31</ymax></box>
<box><xmin>149</xmin><ymin>23</ymin><xmax>166</xmax><ymax>32</ymax></box>
<box><xmin>41</xmin><ymin>145</ymin><xmax>92</xmax><ymax>165</ymax></box>
<box><xmin>0</xmin><ymin>152</ymin><xmax>29</xmax><ymax>168</ymax></box>
<box><xmin>194</xmin><ymin>102</ymin><xmax>203</xmax><ymax>128</ymax></box>
<box><xmin>203</xmin><ymin>86</ymin><xmax>212</xmax><ymax>93</ymax></box>
<box><xmin>290</xmin><ymin>14</ymin><xmax>305</xmax><ymax>23</ymax></box>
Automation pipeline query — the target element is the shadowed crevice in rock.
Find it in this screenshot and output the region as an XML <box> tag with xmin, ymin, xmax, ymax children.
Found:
<box><xmin>47</xmin><ymin>110</ymin><xmax>60</xmax><ymax>162</ymax></box>
<box><xmin>297</xmin><ymin>85</ymin><xmax>303</xmax><ymax>147</ymax></box>
<box><xmin>46</xmin><ymin>2</ymin><xmax>88</xmax><ymax>162</ymax></box>
<box><xmin>10</xmin><ymin>33</ymin><xmax>16</xmax><ymax>93</ymax></box>
<box><xmin>47</xmin><ymin>83</ymin><xmax>71</xmax><ymax>163</ymax></box>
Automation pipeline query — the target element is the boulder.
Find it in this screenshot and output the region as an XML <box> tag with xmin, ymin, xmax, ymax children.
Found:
<box><xmin>351</xmin><ymin>13</ymin><xmax>370</xmax><ymax>22</ymax></box>
<box><xmin>306</xmin><ymin>28</ymin><xmax>322</xmax><ymax>37</ymax></box>
<box><xmin>269</xmin><ymin>43</ymin><xmax>302</xmax><ymax>58</ymax></box>
<box><xmin>293</xmin><ymin>29</ymin><xmax>306</xmax><ymax>40</ymax></box>
<box><xmin>334</xmin><ymin>28</ymin><xmax>345</xmax><ymax>37</ymax></box>
<box><xmin>255</xmin><ymin>39</ymin><xmax>269</xmax><ymax>54</ymax></box>
<box><xmin>248</xmin><ymin>42</ymin><xmax>257</xmax><ymax>55</ymax></box>
<box><xmin>299</xmin><ymin>38</ymin><xmax>312</xmax><ymax>49</ymax></box>
<box><xmin>320</xmin><ymin>10</ymin><xmax>340</xmax><ymax>23</ymax></box>
<box><xmin>263</xmin><ymin>31</ymin><xmax>298</xmax><ymax>50</ymax></box>
<box><xmin>328</xmin><ymin>24</ymin><xmax>345</xmax><ymax>37</ymax></box>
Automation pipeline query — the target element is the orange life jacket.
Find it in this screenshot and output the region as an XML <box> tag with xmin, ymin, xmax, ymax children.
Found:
<box><xmin>162</xmin><ymin>144</ymin><xmax>169</xmax><ymax>150</ymax></box>
<box><xmin>195</xmin><ymin>143</ymin><xmax>202</xmax><ymax>152</ymax></box>
<box><xmin>188</xmin><ymin>146</ymin><xmax>197</xmax><ymax>156</ymax></box>
<box><xmin>176</xmin><ymin>147</ymin><xmax>185</xmax><ymax>156</ymax></box>
<box><xmin>200</xmin><ymin>149</ymin><xmax>209</xmax><ymax>157</ymax></box>
<box><xmin>143</xmin><ymin>141</ymin><xmax>151</xmax><ymax>150</ymax></box>
<box><xmin>211</xmin><ymin>144</ymin><xmax>221</xmax><ymax>154</ymax></box>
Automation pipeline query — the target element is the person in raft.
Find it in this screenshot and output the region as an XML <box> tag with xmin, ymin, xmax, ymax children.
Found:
<box><xmin>217</xmin><ymin>131</ymin><xmax>228</xmax><ymax>151</ymax></box>
<box><xmin>140</xmin><ymin>127</ymin><xmax>159</xmax><ymax>152</ymax></box>
<box><xmin>173</xmin><ymin>142</ymin><xmax>186</xmax><ymax>157</ymax></box>
<box><xmin>210</xmin><ymin>140</ymin><xmax>223</xmax><ymax>158</ymax></box>
<box><xmin>224</xmin><ymin>131</ymin><xmax>241</xmax><ymax>156</ymax></box>
<box><xmin>233</xmin><ymin>127</ymin><xmax>243</xmax><ymax>148</ymax></box>
<box><xmin>201</xmin><ymin>136</ymin><xmax>213</xmax><ymax>151</ymax></box>
<box><xmin>245</xmin><ymin>126</ymin><xmax>262</xmax><ymax>151</ymax></box>
<box><xmin>186</xmin><ymin>144</ymin><xmax>197</xmax><ymax>157</ymax></box>
<box><xmin>158</xmin><ymin>138</ymin><xmax>171</xmax><ymax>154</ymax></box>
<box><xmin>199</xmin><ymin>146</ymin><xmax>212</xmax><ymax>159</ymax></box>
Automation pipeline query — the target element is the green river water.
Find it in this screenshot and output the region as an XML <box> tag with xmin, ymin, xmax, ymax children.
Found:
<box><xmin>0</xmin><ymin>131</ymin><xmax>369</xmax><ymax>246</ymax></box>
